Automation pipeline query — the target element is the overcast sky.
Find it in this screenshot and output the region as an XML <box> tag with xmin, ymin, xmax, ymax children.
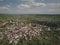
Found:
<box><xmin>0</xmin><ymin>0</ymin><xmax>60</xmax><ymax>14</ymax></box>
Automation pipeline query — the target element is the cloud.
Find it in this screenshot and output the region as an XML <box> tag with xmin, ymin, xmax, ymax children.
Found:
<box><xmin>0</xmin><ymin>5</ymin><xmax>11</xmax><ymax>11</ymax></box>
<box><xmin>0</xmin><ymin>7</ymin><xmax>9</xmax><ymax>10</ymax></box>
<box><xmin>17</xmin><ymin>4</ymin><xmax>30</xmax><ymax>9</ymax></box>
<box><xmin>16</xmin><ymin>2</ymin><xmax>60</xmax><ymax>11</ymax></box>
<box><xmin>0</xmin><ymin>0</ymin><xmax>60</xmax><ymax>14</ymax></box>
<box><xmin>17</xmin><ymin>2</ymin><xmax>46</xmax><ymax>9</ymax></box>
<box><xmin>32</xmin><ymin>2</ymin><xmax>46</xmax><ymax>7</ymax></box>
<box><xmin>33</xmin><ymin>3</ymin><xmax>60</xmax><ymax>8</ymax></box>
<box><xmin>18</xmin><ymin>0</ymin><xmax>46</xmax><ymax>8</ymax></box>
<box><xmin>32</xmin><ymin>3</ymin><xmax>60</xmax><ymax>8</ymax></box>
<box><xmin>21</xmin><ymin>0</ymin><xmax>46</xmax><ymax>7</ymax></box>
<box><xmin>21</xmin><ymin>0</ymin><xmax>34</xmax><ymax>2</ymax></box>
<box><xmin>20</xmin><ymin>0</ymin><xmax>60</xmax><ymax>8</ymax></box>
<box><xmin>16</xmin><ymin>3</ymin><xmax>60</xmax><ymax>14</ymax></box>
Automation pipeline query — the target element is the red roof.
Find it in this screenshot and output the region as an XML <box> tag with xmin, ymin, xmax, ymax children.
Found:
<box><xmin>0</xmin><ymin>22</ymin><xmax>7</xmax><ymax>27</ymax></box>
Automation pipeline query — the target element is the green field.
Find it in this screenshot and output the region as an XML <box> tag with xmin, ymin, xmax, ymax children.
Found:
<box><xmin>0</xmin><ymin>14</ymin><xmax>60</xmax><ymax>22</ymax></box>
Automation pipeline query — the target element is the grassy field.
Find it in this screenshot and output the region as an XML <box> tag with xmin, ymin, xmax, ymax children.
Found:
<box><xmin>0</xmin><ymin>14</ymin><xmax>60</xmax><ymax>22</ymax></box>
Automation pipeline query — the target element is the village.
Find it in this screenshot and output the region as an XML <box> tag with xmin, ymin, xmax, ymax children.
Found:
<box><xmin>0</xmin><ymin>18</ymin><xmax>52</xmax><ymax>45</ymax></box>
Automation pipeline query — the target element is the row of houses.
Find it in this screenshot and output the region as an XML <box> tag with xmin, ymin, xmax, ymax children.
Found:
<box><xmin>0</xmin><ymin>19</ymin><xmax>56</xmax><ymax>45</ymax></box>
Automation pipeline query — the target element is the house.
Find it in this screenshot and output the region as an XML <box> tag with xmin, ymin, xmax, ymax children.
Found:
<box><xmin>0</xmin><ymin>32</ymin><xmax>3</xmax><ymax>40</ymax></box>
<box><xmin>0</xmin><ymin>22</ymin><xmax>8</xmax><ymax>28</ymax></box>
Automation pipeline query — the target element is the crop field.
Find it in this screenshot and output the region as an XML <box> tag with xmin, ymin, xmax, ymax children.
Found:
<box><xmin>0</xmin><ymin>14</ymin><xmax>60</xmax><ymax>45</ymax></box>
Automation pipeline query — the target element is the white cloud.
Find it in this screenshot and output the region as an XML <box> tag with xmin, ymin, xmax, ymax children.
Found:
<box><xmin>21</xmin><ymin>0</ymin><xmax>34</xmax><ymax>2</ymax></box>
<box><xmin>32</xmin><ymin>3</ymin><xmax>60</xmax><ymax>8</ymax></box>
<box><xmin>0</xmin><ymin>5</ymin><xmax>11</xmax><ymax>11</ymax></box>
<box><xmin>21</xmin><ymin>0</ymin><xmax>35</xmax><ymax>4</ymax></box>
<box><xmin>16</xmin><ymin>3</ymin><xmax>60</xmax><ymax>9</ymax></box>
<box><xmin>0</xmin><ymin>0</ymin><xmax>60</xmax><ymax>14</ymax></box>
<box><xmin>17</xmin><ymin>2</ymin><xmax>46</xmax><ymax>9</ymax></box>
<box><xmin>16</xmin><ymin>2</ymin><xmax>60</xmax><ymax>14</ymax></box>
<box><xmin>17</xmin><ymin>4</ymin><xmax>30</xmax><ymax>9</ymax></box>
<box><xmin>32</xmin><ymin>3</ymin><xmax>46</xmax><ymax>7</ymax></box>
<box><xmin>19</xmin><ymin>0</ymin><xmax>46</xmax><ymax>8</ymax></box>
<box><xmin>20</xmin><ymin>0</ymin><xmax>60</xmax><ymax>8</ymax></box>
<box><xmin>0</xmin><ymin>7</ymin><xmax>9</xmax><ymax>10</ymax></box>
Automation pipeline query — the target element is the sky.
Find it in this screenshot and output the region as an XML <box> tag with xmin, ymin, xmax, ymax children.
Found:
<box><xmin>0</xmin><ymin>0</ymin><xmax>60</xmax><ymax>14</ymax></box>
